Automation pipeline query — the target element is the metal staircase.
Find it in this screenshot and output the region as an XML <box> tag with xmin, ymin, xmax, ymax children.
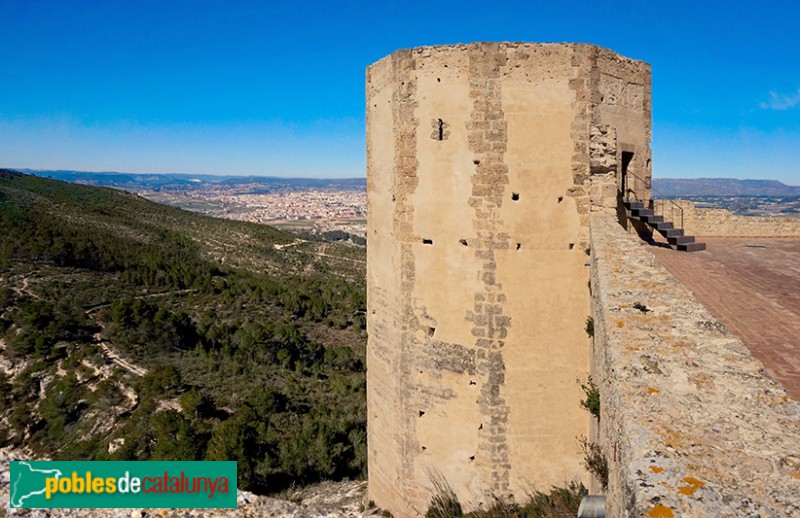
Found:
<box><xmin>623</xmin><ymin>171</ymin><xmax>706</xmax><ymax>252</ymax></box>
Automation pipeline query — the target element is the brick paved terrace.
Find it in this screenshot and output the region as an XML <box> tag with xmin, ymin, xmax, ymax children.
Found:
<box><xmin>650</xmin><ymin>238</ymin><xmax>800</xmax><ymax>400</ymax></box>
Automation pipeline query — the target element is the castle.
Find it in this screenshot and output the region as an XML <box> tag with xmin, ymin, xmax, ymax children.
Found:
<box><xmin>366</xmin><ymin>42</ymin><xmax>649</xmax><ymax>514</ymax></box>
<box><xmin>366</xmin><ymin>42</ymin><xmax>800</xmax><ymax>517</ymax></box>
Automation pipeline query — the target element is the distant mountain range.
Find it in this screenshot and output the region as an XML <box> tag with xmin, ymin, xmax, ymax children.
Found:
<box><xmin>9</xmin><ymin>169</ymin><xmax>799</xmax><ymax>198</ymax></box>
<box><xmin>14</xmin><ymin>169</ymin><xmax>366</xmax><ymax>192</ymax></box>
<box><xmin>653</xmin><ymin>178</ymin><xmax>800</xmax><ymax>197</ymax></box>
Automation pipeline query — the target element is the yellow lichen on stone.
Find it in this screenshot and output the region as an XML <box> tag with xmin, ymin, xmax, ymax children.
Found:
<box><xmin>646</xmin><ymin>504</ymin><xmax>675</xmax><ymax>518</ymax></box>
<box><xmin>688</xmin><ymin>372</ymin><xmax>714</xmax><ymax>390</ymax></box>
<box><xmin>617</xmin><ymin>321</ymin><xmax>624</xmax><ymax>328</ymax></box>
<box><xmin>677</xmin><ymin>476</ymin><xmax>705</xmax><ymax>496</ymax></box>
<box><xmin>668</xmin><ymin>341</ymin><xmax>690</xmax><ymax>351</ymax></box>
<box><xmin>655</xmin><ymin>423</ymin><xmax>702</xmax><ymax>452</ymax></box>
<box><xmin>785</xmin><ymin>458</ymin><xmax>800</xmax><ymax>478</ymax></box>
<box><xmin>648</xmin><ymin>387</ymin><xmax>660</xmax><ymax>395</ymax></box>
<box><xmin>649</xmin><ymin>465</ymin><xmax>664</xmax><ymax>474</ymax></box>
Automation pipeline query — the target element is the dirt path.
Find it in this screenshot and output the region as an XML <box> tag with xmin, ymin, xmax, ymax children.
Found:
<box><xmin>90</xmin><ymin>331</ymin><xmax>147</xmax><ymax>377</ymax></box>
<box><xmin>82</xmin><ymin>289</ymin><xmax>198</xmax><ymax>379</ymax></box>
<box><xmin>273</xmin><ymin>238</ymin><xmax>305</xmax><ymax>250</ymax></box>
<box><xmin>10</xmin><ymin>273</ymin><xmax>42</xmax><ymax>300</ymax></box>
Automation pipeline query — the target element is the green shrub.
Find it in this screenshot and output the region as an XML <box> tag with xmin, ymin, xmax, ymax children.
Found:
<box><xmin>585</xmin><ymin>316</ymin><xmax>594</xmax><ymax>338</ymax></box>
<box><xmin>425</xmin><ymin>477</ymin><xmax>586</xmax><ymax>517</ymax></box>
<box><xmin>579</xmin><ymin>438</ymin><xmax>608</xmax><ymax>491</ymax></box>
<box><xmin>578</xmin><ymin>376</ymin><xmax>600</xmax><ymax>420</ymax></box>
<box><xmin>426</xmin><ymin>474</ymin><xmax>463</xmax><ymax>518</ymax></box>
<box><xmin>180</xmin><ymin>389</ymin><xmax>214</xmax><ymax>419</ymax></box>
<box><xmin>519</xmin><ymin>482</ymin><xmax>587</xmax><ymax>518</ymax></box>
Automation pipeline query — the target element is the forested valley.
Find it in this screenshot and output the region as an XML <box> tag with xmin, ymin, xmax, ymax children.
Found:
<box><xmin>0</xmin><ymin>170</ymin><xmax>367</xmax><ymax>494</ymax></box>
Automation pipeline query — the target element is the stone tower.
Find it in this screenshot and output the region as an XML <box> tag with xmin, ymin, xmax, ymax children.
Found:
<box><xmin>366</xmin><ymin>42</ymin><xmax>651</xmax><ymax>516</ymax></box>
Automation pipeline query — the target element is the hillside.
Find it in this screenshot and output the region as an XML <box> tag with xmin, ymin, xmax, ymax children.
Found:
<box><xmin>653</xmin><ymin>177</ymin><xmax>800</xmax><ymax>197</ymax></box>
<box><xmin>0</xmin><ymin>170</ymin><xmax>367</xmax><ymax>494</ymax></box>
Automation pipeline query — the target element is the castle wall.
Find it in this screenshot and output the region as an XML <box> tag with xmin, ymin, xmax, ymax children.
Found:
<box><xmin>366</xmin><ymin>43</ymin><xmax>651</xmax><ymax>516</ymax></box>
<box><xmin>671</xmin><ymin>200</ymin><xmax>800</xmax><ymax>237</ymax></box>
<box><xmin>589</xmin><ymin>209</ymin><xmax>800</xmax><ymax>516</ymax></box>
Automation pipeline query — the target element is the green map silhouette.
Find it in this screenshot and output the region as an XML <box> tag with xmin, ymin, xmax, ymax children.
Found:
<box><xmin>10</xmin><ymin>461</ymin><xmax>63</xmax><ymax>508</ymax></box>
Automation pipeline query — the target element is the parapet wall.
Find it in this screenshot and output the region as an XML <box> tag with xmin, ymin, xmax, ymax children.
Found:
<box><xmin>673</xmin><ymin>200</ymin><xmax>800</xmax><ymax>237</ymax></box>
<box><xmin>589</xmin><ymin>209</ymin><xmax>800</xmax><ymax>516</ymax></box>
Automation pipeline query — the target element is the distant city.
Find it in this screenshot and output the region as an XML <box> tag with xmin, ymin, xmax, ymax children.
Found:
<box><xmin>669</xmin><ymin>195</ymin><xmax>800</xmax><ymax>217</ymax></box>
<box><xmin>143</xmin><ymin>185</ymin><xmax>366</xmax><ymax>237</ymax></box>
<box><xmin>15</xmin><ymin>170</ymin><xmax>800</xmax><ymax>238</ymax></box>
<box><xmin>19</xmin><ymin>169</ymin><xmax>368</xmax><ymax>238</ymax></box>
<box><xmin>653</xmin><ymin>177</ymin><xmax>799</xmax><ymax>217</ymax></box>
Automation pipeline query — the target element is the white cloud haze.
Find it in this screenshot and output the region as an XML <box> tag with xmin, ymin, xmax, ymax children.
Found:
<box><xmin>760</xmin><ymin>88</ymin><xmax>800</xmax><ymax>110</ymax></box>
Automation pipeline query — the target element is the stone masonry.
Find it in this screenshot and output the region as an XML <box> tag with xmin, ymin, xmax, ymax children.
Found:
<box><xmin>590</xmin><ymin>212</ymin><xmax>800</xmax><ymax>516</ymax></box>
<box><xmin>366</xmin><ymin>43</ymin><xmax>652</xmax><ymax>516</ymax></box>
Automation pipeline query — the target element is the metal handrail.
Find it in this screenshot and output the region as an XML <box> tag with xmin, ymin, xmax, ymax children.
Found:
<box><xmin>623</xmin><ymin>170</ymin><xmax>684</xmax><ymax>232</ymax></box>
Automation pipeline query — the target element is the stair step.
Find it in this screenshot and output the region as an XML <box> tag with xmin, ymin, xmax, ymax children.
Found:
<box><xmin>663</xmin><ymin>228</ymin><xmax>684</xmax><ymax>238</ymax></box>
<box><xmin>678</xmin><ymin>242</ymin><xmax>707</xmax><ymax>252</ymax></box>
<box><xmin>623</xmin><ymin>198</ymin><xmax>703</xmax><ymax>252</ymax></box>
<box><xmin>669</xmin><ymin>235</ymin><xmax>695</xmax><ymax>245</ymax></box>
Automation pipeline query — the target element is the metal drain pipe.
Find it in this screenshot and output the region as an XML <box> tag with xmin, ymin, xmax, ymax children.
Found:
<box><xmin>578</xmin><ymin>495</ymin><xmax>606</xmax><ymax>518</ymax></box>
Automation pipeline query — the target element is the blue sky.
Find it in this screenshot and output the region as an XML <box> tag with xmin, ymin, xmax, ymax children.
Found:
<box><xmin>1</xmin><ymin>0</ymin><xmax>798</xmax><ymax>184</ymax></box>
